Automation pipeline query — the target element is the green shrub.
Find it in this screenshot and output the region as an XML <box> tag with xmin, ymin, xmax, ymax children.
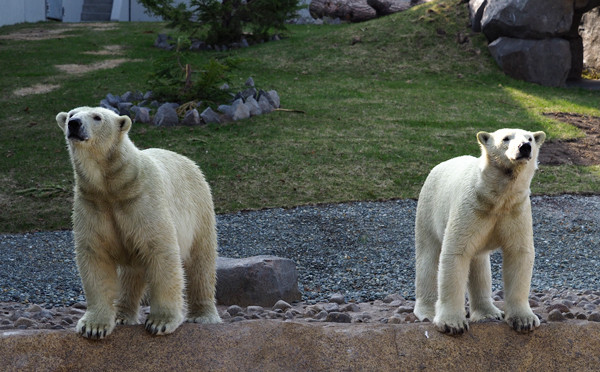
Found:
<box><xmin>139</xmin><ymin>0</ymin><xmax>302</xmax><ymax>45</ymax></box>
<box><xmin>148</xmin><ymin>37</ymin><xmax>240</xmax><ymax>104</ymax></box>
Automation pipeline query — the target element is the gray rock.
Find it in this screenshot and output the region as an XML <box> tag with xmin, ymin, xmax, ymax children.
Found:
<box><xmin>309</xmin><ymin>0</ymin><xmax>377</xmax><ymax>22</ymax></box>
<box><xmin>340</xmin><ymin>303</ymin><xmax>360</xmax><ymax>312</ymax></box>
<box><xmin>241</xmin><ymin>38</ymin><xmax>250</xmax><ymax>48</ymax></box>
<box><xmin>181</xmin><ymin>109</ymin><xmax>202</xmax><ymax>126</ymax></box>
<box><xmin>201</xmin><ymin>107</ymin><xmax>222</xmax><ymax>124</ymax></box>
<box><xmin>329</xmin><ymin>293</ymin><xmax>346</xmax><ymax>305</ymax></box>
<box><xmin>247</xmin><ymin>306</ymin><xmax>264</xmax><ymax>316</ymax></box>
<box><xmin>588</xmin><ymin>312</ymin><xmax>600</xmax><ymax>322</ymax></box>
<box><xmin>488</xmin><ymin>37</ymin><xmax>571</xmax><ymax>87</ymax></box>
<box><xmin>230</xmin><ymin>99</ymin><xmax>251</xmax><ymax>121</ymax></box>
<box><xmin>106</xmin><ymin>93</ymin><xmax>121</xmax><ymax>106</ymax></box>
<box><xmin>132</xmin><ymin>106</ymin><xmax>151</xmax><ymax>124</ymax></box>
<box><xmin>241</xmin><ymin>87</ymin><xmax>257</xmax><ymax>100</ymax></box>
<box><xmin>219</xmin><ymin>83</ymin><xmax>230</xmax><ymax>91</ymax></box>
<box><xmin>272</xmin><ymin>300</ymin><xmax>292</xmax><ymax>312</ymax></box>
<box><xmin>143</xmin><ymin>91</ymin><xmax>153</xmax><ymax>100</ymax></box>
<box><xmin>367</xmin><ymin>0</ymin><xmax>412</xmax><ymax>16</ymax></box>
<box><xmin>100</xmin><ymin>100</ymin><xmax>119</xmax><ymax>114</ymax></box>
<box><xmin>245</xmin><ymin>77</ymin><xmax>255</xmax><ymax>87</ymax></box>
<box><xmin>14</xmin><ymin>317</ymin><xmax>35</xmax><ymax>328</ymax></box>
<box><xmin>395</xmin><ymin>306</ymin><xmax>414</xmax><ymax>314</ymax></box>
<box><xmin>153</xmin><ymin>104</ymin><xmax>179</xmax><ymax>127</ymax></box>
<box><xmin>315</xmin><ymin>310</ymin><xmax>328</xmax><ymax>320</ymax></box>
<box><xmin>581</xmin><ymin>7</ymin><xmax>600</xmax><ymax>72</ymax></box>
<box><xmin>154</xmin><ymin>33</ymin><xmax>174</xmax><ymax>50</ymax></box>
<box><xmin>216</xmin><ymin>255</ymin><xmax>302</xmax><ymax>307</ymax></box>
<box><xmin>481</xmin><ymin>0</ymin><xmax>573</xmax><ymax>42</ymax></box>
<box><xmin>323</xmin><ymin>303</ymin><xmax>340</xmax><ymax>312</ymax></box>
<box><xmin>547</xmin><ymin>309</ymin><xmax>565</xmax><ymax>321</ymax></box>
<box><xmin>547</xmin><ymin>303</ymin><xmax>571</xmax><ymax>314</ymax></box>
<box><xmin>469</xmin><ymin>0</ymin><xmax>487</xmax><ymax>32</ymax></box>
<box><xmin>258</xmin><ymin>95</ymin><xmax>274</xmax><ymax>114</ymax></box>
<box><xmin>217</xmin><ymin>104</ymin><xmax>233</xmax><ymax>116</ymax></box>
<box><xmin>383</xmin><ymin>293</ymin><xmax>405</xmax><ymax>303</ymax></box>
<box><xmin>244</xmin><ymin>96</ymin><xmax>262</xmax><ymax>116</ymax></box>
<box><xmin>120</xmin><ymin>91</ymin><xmax>133</xmax><ymax>102</ymax></box>
<box><xmin>26</xmin><ymin>305</ymin><xmax>42</xmax><ymax>313</ymax></box>
<box><xmin>227</xmin><ymin>305</ymin><xmax>244</xmax><ymax>317</ymax></box>
<box><xmin>267</xmin><ymin>90</ymin><xmax>280</xmax><ymax>108</ymax></box>
<box><xmin>117</xmin><ymin>102</ymin><xmax>133</xmax><ymax>116</ymax></box>
<box><xmin>325</xmin><ymin>312</ymin><xmax>352</xmax><ymax>323</ymax></box>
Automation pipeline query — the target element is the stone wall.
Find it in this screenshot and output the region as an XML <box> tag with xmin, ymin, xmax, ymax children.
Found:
<box><xmin>581</xmin><ymin>8</ymin><xmax>600</xmax><ymax>73</ymax></box>
<box><xmin>470</xmin><ymin>0</ymin><xmax>600</xmax><ymax>86</ymax></box>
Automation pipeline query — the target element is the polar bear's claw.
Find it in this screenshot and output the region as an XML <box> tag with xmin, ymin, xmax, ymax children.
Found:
<box><xmin>507</xmin><ymin>314</ymin><xmax>540</xmax><ymax>333</ymax></box>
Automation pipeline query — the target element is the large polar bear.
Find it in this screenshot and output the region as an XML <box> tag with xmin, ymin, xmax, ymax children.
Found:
<box><xmin>56</xmin><ymin>106</ymin><xmax>221</xmax><ymax>340</ymax></box>
<box><xmin>413</xmin><ymin>128</ymin><xmax>545</xmax><ymax>335</ymax></box>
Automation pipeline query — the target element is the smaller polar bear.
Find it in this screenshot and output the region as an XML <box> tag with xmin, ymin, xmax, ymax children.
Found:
<box><xmin>57</xmin><ymin>106</ymin><xmax>221</xmax><ymax>340</ymax></box>
<box><xmin>414</xmin><ymin>128</ymin><xmax>545</xmax><ymax>335</ymax></box>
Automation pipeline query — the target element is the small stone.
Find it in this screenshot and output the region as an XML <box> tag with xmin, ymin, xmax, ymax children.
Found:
<box><xmin>245</xmin><ymin>77</ymin><xmax>255</xmax><ymax>87</ymax></box>
<box><xmin>325</xmin><ymin>312</ymin><xmax>351</xmax><ymax>323</ymax></box>
<box><xmin>266</xmin><ymin>90</ymin><xmax>280</xmax><ymax>108</ymax></box>
<box><xmin>323</xmin><ymin>303</ymin><xmax>340</xmax><ymax>313</ymax></box>
<box><xmin>395</xmin><ymin>306</ymin><xmax>414</xmax><ymax>314</ymax></box>
<box><xmin>73</xmin><ymin>302</ymin><xmax>87</xmax><ymax>310</ymax></box>
<box><xmin>241</xmin><ymin>87</ymin><xmax>257</xmax><ymax>100</ymax></box>
<box><xmin>143</xmin><ymin>91</ymin><xmax>153</xmax><ymax>100</ymax></box>
<box><xmin>529</xmin><ymin>299</ymin><xmax>540</xmax><ymax>307</ymax></box>
<box><xmin>230</xmin><ymin>99</ymin><xmax>250</xmax><ymax>121</ymax></box>
<box><xmin>383</xmin><ymin>294</ymin><xmax>405</xmax><ymax>303</ymax></box>
<box><xmin>284</xmin><ymin>310</ymin><xmax>295</xmax><ymax>320</ymax></box>
<box><xmin>547</xmin><ymin>303</ymin><xmax>570</xmax><ymax>313</ymax></box>
<box><xmin>387</xmin><ymin>315</ymin><xmax>403</xmax><ymax>324</ymax></box>
<box><xmin>121</xmin><ymin>91</ymin><xmax>133</xmax><ymax>102</ymax></box>
<box><xmin>227</xmin><ymin>305</ymin><xmax>243</xmax><ymax>316</ymax></box>
<box><xmin>564</xmin><ymin>312</ymin><xmax>575</xmax><ymax>319</ymax></box>
<box><xmin>117</xmin><ymin>102</ymin><xmax>134</xmax><ymax>116</ymax></box>
<box><xmin>258</xmin><ymin>95</ymin><xmax>274</xmax><ymax>113</ymax></box>
<box><xmin>247</xmin><ymin>306</ymin><xmax>264</xmax><ymax>316</ymax></box>
<box><xmin>219</xmin><ymin>83</ymin><xmax>230</xmax><ymax>90</ymax></box>
<box><xmin>329</xmin><ymin>293</ymin><xmax>346</xmax><ymax>305</ymax></box>
<box><xmin>588</xmin><ymin>312</ymin><xmax>600</xmax><ymax>322</ymax></box>
<box><xmin>217</xmin><ymin>104</ymin><xmax>232</xmax><ymax>116</ymax></box>
<box><xmin>26</xmin><ymin>305</ymin><xmax>42</xmax><ymax>313</ymax></box>
<box><xmin>201</xmin><ymin>107</ymin><xmax>222</xmax><ymax>124</ymax></box>
<box><xmin>340</xmin><ymin>303</ymin><xmax>360</xmax><ymax>312</ymax></box>
<box><xmin>14</xmin><ymin>317</ymin><xmax>35</xmax><ymax>328</ymax></box>
<box><xmin>547</xmin><ymin>309</ymin><xmax>565</xmax><ymax>321</ymax></box>
<box><xmin>241</xmin><ymin>39</ymin><xmax>250</xmax><ymax>48</ymax></box>
<box><xmin>231</xmin><ymin>316</ymin><xmax>245</xmax><ymax>322</ymax></box>
<box><xmin>315</xmin><ymin>310</ymin><xmax>328</xmax><ymax>320</ymax></box>
<box><xmin>106</xmin><ymin>93</ymin><xmax>122</xmax><ymax>106</ymax></box>
<box><xmin>181</xmin><ymin>109</ymin><xmax>202</xmax><ymax>126</ymax></box>
<box><xmin>353</xmin><ymin>313</ymin><xmax>372</xmax><ymax>323</ymax></box>
<box><xmin>244</xmin><ymin>96</ymin><xmax>262</xmax><ymax>116</ymax></box>
<box><xmin>388</xmin><ymin>300</ymin><xmax>403</xmax><ymax>307</ymax></box>
<box><xmin>576</xmin><ymin>312</ymin><xmax>588</xmax><ymax>320</ymax></box>
<box><xmin>153</xmin><ymin>103</ymin><xmax>179</xmax><ymax>127</ymax></box>
<box><xmin>272</xmin><ymin>300</ymin><xmax>292</xmax><ymax>312</ymax></box>
<box><xmin>133</xmin><ymin>106</ymin><xmax>151</xmax><ymax>124</ymax></box>
<box><xmin>404</xmin><ymin>313</ymin><xmax>418</xmax><ymax>323</ymax></box>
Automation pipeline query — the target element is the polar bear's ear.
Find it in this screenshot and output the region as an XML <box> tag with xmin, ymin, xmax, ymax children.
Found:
<box><xmin>117</xmin><ymin>115</ymin><xmax>132</xmax><ymax>133</ymax></box>
<box><xmin>56</xmin><ymin>112</ymin><xmax>68</xmax><ymax>131</ymax></box>
<box><xmin>533</xmin><ymin>131</ymin><xmax>546</xmax><ymax>146</ymax></box>
<box><xmin>477</xmin><ymin>131</ymin><xmax>491</xmax><ymax>146</ymax></box>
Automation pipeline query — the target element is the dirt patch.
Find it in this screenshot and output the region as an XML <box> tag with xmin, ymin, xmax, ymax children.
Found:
<box><xmin>83</xmin><ymin>45</ymin><xmax>124</xmax><ymax>56</ymax></box>
<box><xmin>538</xmin><ymin>112</ymin><xmax>600</xmax><ymax>166</ymax></box>
<box><xmin>13</xmin><ymin>84</ymin><xmax>61</xmax><ymax>97</ymax></box>
<box><xmin>0</xmin><ymin>23</ymin><xmax>117</xmax><ymax>41</ymax></box>
<box><xmin>55</xmin><ymin>58</ymin><xmax>142</xmax><ymax>75</ymax></box>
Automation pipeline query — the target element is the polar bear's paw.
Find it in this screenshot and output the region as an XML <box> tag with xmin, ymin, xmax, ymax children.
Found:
<box><xmin>187</xmin><ymin>311</ymin><xmax>222</xmax><ymax>324</ymax></box>
<box><xmin>76</xmin><ymin>315</ymin><xmax>115</xmax><ymax>340</ymax></box>
<box><xmin>470</xmin><ymin>305</ymin><xmax>504</xmax><ymax>323</ymax></box>
<box><xmin>506</xmin><ymin>311</ymin><xmax>540</xmax><ymax>333</ymax></box>
<box><xmin>434</xmin><ymin>314</ymin><xmax>469</xmax><ymax>335</ymax></box>
<box><xmin>115</xmin><ymin>311</ymin><xmax>140</xmax><ymax>325</ymax></box>
<box><xmin>144</xmin><ymin>312</ymin><xmax>184</xmax><ymax>335</ymax></box>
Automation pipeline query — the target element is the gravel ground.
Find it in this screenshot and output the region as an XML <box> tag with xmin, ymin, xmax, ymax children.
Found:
<box><xmin>0</xmin><ymin>195</ymin><xmax>599</xmax><ymax>308</ymax></box>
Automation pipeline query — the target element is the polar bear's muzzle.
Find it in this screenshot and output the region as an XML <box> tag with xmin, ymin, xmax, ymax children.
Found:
<box><xmin>67</xmin><ymin>118</ymin><xmax>89</xmax><ymax>142</ymax></box>
<box><xmin>516</xmin><ymin>142</ymin><xmax>531</xmax><ymax>160</ymax></box>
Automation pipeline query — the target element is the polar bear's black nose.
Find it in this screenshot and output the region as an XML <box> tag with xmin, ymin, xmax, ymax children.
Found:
<box><xmin>518</xmin><ymin>142</ymin><xmax>531</xmax><ymax>158</ymax></box>
<box><xmin>68</xmin><ymin>118</ymin><xmax>82</xmax><ymax>133</ymax></box>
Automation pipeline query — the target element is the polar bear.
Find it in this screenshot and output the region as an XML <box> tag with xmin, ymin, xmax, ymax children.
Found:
<box><xmin>56</xmin><ymin>106</ymin><xmax>221</xmax><ymax>340</ymax></box>
<box><xmin>413</xmin><ymin>128</ymin><xmax>545</xmax><ymax>335</ymax></box>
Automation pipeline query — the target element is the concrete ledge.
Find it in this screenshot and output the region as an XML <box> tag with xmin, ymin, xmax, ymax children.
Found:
<box><xmin>2</xmin><ymin>321</ymin><xmax>600</xmax><ymax>371</ymax></box>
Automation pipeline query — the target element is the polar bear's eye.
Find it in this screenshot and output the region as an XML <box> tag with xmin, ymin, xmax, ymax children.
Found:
<box><xmin>502</xmin><ymin>136</ymin><xmax>510</xmax><ymax>142</ymax></box>
<box><xmin>528</xmin><ymin>137</ymin><xmax>532</xmax><ymax>142</ymax></box>
<box><xmin>93</xmin><ymin>115</ymin><xmax>101</xmax><ymax>121</ymax></box>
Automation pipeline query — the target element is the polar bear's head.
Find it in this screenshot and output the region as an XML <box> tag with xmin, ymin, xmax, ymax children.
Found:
<box><xmin>56</xmin><ymin>106</ymin><xmax>132</xmax><ymax>154</ymax></box>
<box><xmin>477</xmin><ymin>128</ymin><xmax>545</xmax><ymax>171</ymax></box>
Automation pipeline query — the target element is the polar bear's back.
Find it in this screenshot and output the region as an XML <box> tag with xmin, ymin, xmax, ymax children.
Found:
<box><xmin>416</xmin><ymin>155</ymin><xmax>480</xmax><ymax>239</ymax></box>
<box><xmin>141</xmin><ymin>148</ymin><xmax>215</xmax><ymax>257</ymax></box>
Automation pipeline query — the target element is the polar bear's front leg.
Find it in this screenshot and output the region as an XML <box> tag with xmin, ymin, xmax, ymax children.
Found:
<box><xmin>144</xmin><ymin>245</ymin><xmax>186</xmax><ymax>335</ymax></box>
<box><xmin>75</xmin><ymin>251</ymin><xmax>118</xmax><ymax>340</ymax></box>
<box><xmin>468</xmin><ymin>253</ymin><xmax>504</xmax><ymax>322</ymax></box>
<box><xmin>502</xmin><ymin>247</ymin><xmax>539</xmax><ymax>332</ymax></box>
<box><xmin>434</xmin><ymin>251</ymin><xmax>471</xmax><ymax>335</ymax></box>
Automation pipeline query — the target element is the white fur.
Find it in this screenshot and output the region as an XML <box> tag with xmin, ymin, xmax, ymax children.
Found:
<box><xmin>414</xmin><ymin>128</ymin><xmax>545</xmax><ymax>335</ymax></box>
<box><xmin>57</xmin><ymin>107</ymin><xmax>221</xmax><ymax>340</ymax></box>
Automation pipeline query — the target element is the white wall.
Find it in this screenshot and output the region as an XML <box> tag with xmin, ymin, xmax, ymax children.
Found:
<box><xmin>0</xmin><ymin>0</ymin><xmax>46</xmax><ymax>27</ymax></box>
<box><xmin>63</xmin><ymin>0</ymin><xmax>84</xmax><ymax>23</ymax></box>
<box><xmin>112</xmin><ymin>0</ymin><xmax>190</xmax><ymax>22</ymax></box>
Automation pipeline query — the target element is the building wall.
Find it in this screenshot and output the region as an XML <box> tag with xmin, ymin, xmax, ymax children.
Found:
<box><xmin>0</xmin><ymin>0</ymin><xmax>46</xmax><ymax>27</ymax></box>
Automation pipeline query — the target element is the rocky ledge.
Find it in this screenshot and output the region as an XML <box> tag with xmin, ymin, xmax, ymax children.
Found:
<box><xmin>2</xmin><ymin>321</ymin><xmax>600</xmax><ymax>371</ymax></box>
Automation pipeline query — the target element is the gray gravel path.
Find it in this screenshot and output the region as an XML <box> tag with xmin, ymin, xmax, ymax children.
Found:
<box><xmin>1</xmin><ymin>195</ymin><xmax>599</xmax><ymax>307</ymax></box>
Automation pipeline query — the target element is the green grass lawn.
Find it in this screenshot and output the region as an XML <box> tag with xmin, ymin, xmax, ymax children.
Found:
<box><xmin>0</xmin><ymin>0</ymin><xmax>599</xmax><ymax>233</ymax></box>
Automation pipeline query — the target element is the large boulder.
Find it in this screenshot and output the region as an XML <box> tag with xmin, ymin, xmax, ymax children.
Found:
<box><xmin>216</xmin><ymin>256</ymin><xmax>302</xmax><ymax>307</ymax></box>
<box><xmin>481</xmin><ymin>0</ymin><xmax>573</xmax><ymax>42</ymax></box>
<box><xmin>581</xmin><ymin>7</ymin><xmax>600</xmax><ymax>72</ymax></box>
<box><xmin>469</xmin><ymin>0</ymin><xmax>487</xmax><ymax>32</ymax></box>
<box><xmin>488</xmin><ymin>37</ymin><xmax>571</xmax><ymax>87</ymax></box>
<box><xmin>367</xmin><ymin>0</ymin><xmax>414</xmax><ymax>16</ymax></box>
<box><xmin>309</xmin><ymin>0</ymin><xmax>377</xmax><ymax>22</ymax></box>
